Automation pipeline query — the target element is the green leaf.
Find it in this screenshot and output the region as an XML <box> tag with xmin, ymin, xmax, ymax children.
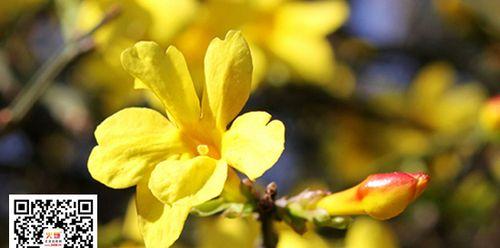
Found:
<box><xmin>191</xmin><ymin>198</ymin><xmax>227</xmax><ymax>217</ymax></box>
<box><xmin>191</xmin><ymin>198</ymin><xmax>254</xmax><ymax>218</ymax></box>
<box><xmin>314</xmin><ymin>215</ymin><xmax>352</xmax><ymax>229</ymax></box>
<box><xmin>278</xmin><ymin>206</ymin><xmax>307</xmax><ymax>235</ymax></box>
<box><xmin>223</xmin><ymin>203</ymin><xmax>254</xmax><ymax>218</ymax></box>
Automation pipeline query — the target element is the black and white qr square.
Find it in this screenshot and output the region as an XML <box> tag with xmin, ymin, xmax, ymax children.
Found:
<box><xmin>9</xmin><ymin>194</ymin><xmax>97</xmax><ymax>248</ymax></box>
<box><xmin>78</xmin><ymin>200</ymin><xmax>93</xmax><ymax>215</ymax></box>
<box><xmin>14</xmin><ymin>200</ymin><xmax>30</xmax><ymax>215</ymax></box>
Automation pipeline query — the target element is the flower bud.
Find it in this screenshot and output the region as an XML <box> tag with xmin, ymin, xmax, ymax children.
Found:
<box><xmin>316</xmin><ymin>172</ymin><xmax>430</xmax><ymax>220</ymax></box>
<box><xmin>480</xmin><ymin>95</ymin><xmax>500</xmax><ymax>137</ymax></box>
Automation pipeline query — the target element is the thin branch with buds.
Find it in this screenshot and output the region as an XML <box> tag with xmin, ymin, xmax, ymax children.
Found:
<box><xmin>258</xmin><ymin>182</ymin><xmax>279</xmax><ymax>248</ymax></box>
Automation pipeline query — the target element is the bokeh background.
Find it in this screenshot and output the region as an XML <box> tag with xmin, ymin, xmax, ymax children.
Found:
<box><xmin>0</xmin><ymin>0</ymin><xmax>499</xmax><ymax>247</ymax></box>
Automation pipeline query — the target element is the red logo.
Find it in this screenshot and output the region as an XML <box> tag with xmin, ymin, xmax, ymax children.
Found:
<box><xmin>42</xmin><ymin>228</ymin><xmax>65</xmax><ymax>247</ymax></box>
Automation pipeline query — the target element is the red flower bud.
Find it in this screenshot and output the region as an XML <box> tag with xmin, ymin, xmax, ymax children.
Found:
<box><xmin>317</xmin><ymin>172</ymin><xmax>430</xmax><ymax>220</ymax></box>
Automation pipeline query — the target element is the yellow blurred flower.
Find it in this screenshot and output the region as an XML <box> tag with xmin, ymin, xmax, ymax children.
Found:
<box><xmin>276</xmin><ymin>226</ymin><xmax>331</xmax><ymax>248</ymax></box>
<box><xmin>322</xmin><ymin>114</ymin><xmax>430</xmax><ymax>183</ymax></box>
<box><xmin>122</xmin><ymin>197</ymin><xmax>143</xmax><ymax>244</ymax></box>
<box><xmin>76</xmin><ymin>0</ymin><xmax>350</xmax><ymax>112</ymax></box>
<box><xmin>406</xmin><ymin>62</ymin><xmax>486</xmax><ymax>134</ymax></box>
<box><xmin>322</xmin><ymin>114</ymin><xmax>379</xmax><ymax>183</ymax></box>
<box><xmin>345</xmin><ymin>217</ymin><xmax>399</xmax><ymax>248</ymax></box>
<box><xmin>87</xmin><ymin>31</ymin><xmax>285</xmax><ymax>247</ymax></box>
<box><xmin>449</xmin><ymin>172</ymin><xmax>498</xmax><ymax>222</ymax></box>
<box><xmin>480</xmin><ymin>95</ymin><xmax>500</xmax><ymax>138</ymax></box>
<box><xmin>74</xmin><ymin>0</ymin><xmax>197</xmax><ymax>112</ymax></box>
<box><xmin>430</xmin><ymin>152</ymin><xmax>463</xmax><ymax>184</ymax></box>
<box><xmin>97</xmin><ymin>198</ymin><xmax>145</xmax><ymax>248</ymax></box>
<box><xmin>197</xmin><ymin>216</ymin><xmax>332</xmax><ymax>248</ymax></box>
<box><xmin>187</xmin><ymin>0</ymin><xmax>350</xmax><ymax>89</ymax></box>
<box><xmin>197</xmin><ymin>216</ymin><xmax>259</xmax><ymax>248</ymax></box>
<box><xmin>317</xmin><ymin>172</ymin><xmax>430</xmax><ymax>220</ymax></box>
<box><xmin>324</xmin><ymin>62</ymin><xmax>486</xmax><ymax>183</ymax></box>
<box><xmin>373</xmin><ymin>61</ymin><xmax>486</xmax><ymax>135</ymax></box>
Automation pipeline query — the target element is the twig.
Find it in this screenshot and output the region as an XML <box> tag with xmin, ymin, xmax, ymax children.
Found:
<box><xmin>0</xmin><ymin>5</ymin><xmax>122</xmax><ymax>133</ymax></box>
<box><xmin>258</xmin><ymin>182</ymin><xmax>278</xmax><ymax>248</ymax></box>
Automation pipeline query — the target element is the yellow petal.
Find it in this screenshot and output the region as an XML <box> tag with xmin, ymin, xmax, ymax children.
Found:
<box><xmin>431</xmin><ymin>83</ymin><xmax>485</xmax><ymax>133</ymax></box>
<box><xmin>122</xmin><ymin>197</ymin><xmax>142</xmax><ymax>242</ymax></box>
<box><xmin>252</xmin><ymin>0</ymin><xmax>288</xmax><ymax>10</ymax></box>
<box><xmin>222</xmin><ymin>111</ymin><xmax>285</xmax><ymax>180</ymax></box>
<box><xmin>275</xmin><ymin>0</ymin><xmax>349</xmax><ymax>37</ymax></box>
<box><xmin>277</xmin><ymin>228</ymin><xmax>330</xmax><ymax>248</ymax></box>
<box><xmin>136</xmin><ymin>179</ymin><xmax>191</xmax><ymax>248</ymax></box>
<box><xmin>94</xmin><ymin>107</ymin><xmax>171</xmax><ymax>144</ymax></box>
<box><xmin>133</xmin><ymin>78</ymin><xmax>148</xmax><ymax>89</ymax></box>
<box><xmin>409</xmin><ymin>62</ymin><xmax>455</xmax><ymax>105</ymax></box>
<box><xmin>315</xmin><ymin>187</ymin><xmax>365</xmax><ymax>216</ymax></box>
<box><xmin>360</xmin><ymin>185</ymin><xmax>415</xmax><ymax>220</ymax></box>
<box><xmin>76</xmin><ymin>0</ymin><xmax>150</xmax><ymax>48</ymax></box>
<box><xmin>222</xmin><ymin>168</ymin><xmax>247</xmax><ymax>203</ymax></box>
<box><xmin>197</xmin><ymin>216</ymin><xmax>260</xmax><ymax>248</ymax></box>
<box><xmin>121</xmin><ymin>42</ymin><xmax>200</xmax><ymax>129</ymax></box>
<box><xmin>88</xmin><ymin>108</ymin><xmax>188</xmax><ymax>189</ymax></box>
<box><xmin>75</xmin><ymin>0</ymin><xmax>103</xmax><ymax>42</ymax></box>
<box><xmin>148</xmin><ymin>156</ymin><xmax>228</xmax><ymax>206</ymax></box>
<box><xmin>345</xmin><ymin>217</ymin><xmax>399</xmax><ymax>248</ymax></box>
<box><xmin>249</xmin><ymin>43</ymin><xmax>267</xmax><ymax>91</ymax></box>
<box><xmin>268</xmin><ymin>32</ymin><xmax>335</xmax><ymax>85</ymax></box>
<box><xmin>407</xmin><ymin>62</ymin><xmax>454</xmax><ymax>126</ymax></box>
<box><xmin>203</xmin><ymin>30</ymin><xmax>253</xmax><ymax>130</ymax></box>
<box><xmin>136</xmin><ymin>0</ymin><xmax>199</xmax><ymax>44</ymax></box>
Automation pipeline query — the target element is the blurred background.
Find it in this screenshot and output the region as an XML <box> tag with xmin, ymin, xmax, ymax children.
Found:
<box><xmin>0</xmin><ymin>0</ymin><xmax>499</xmax><ymax>247</ymax></box>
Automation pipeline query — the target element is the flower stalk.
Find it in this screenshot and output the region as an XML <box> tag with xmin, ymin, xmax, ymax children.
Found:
<box><xmin>258</xmin><ymin>182</ymin><xmax>279</xmax><ymax>248</ymax></box>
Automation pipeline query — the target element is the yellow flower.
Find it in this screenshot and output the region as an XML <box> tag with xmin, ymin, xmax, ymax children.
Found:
<box><xmin>372</xmin><ymin>61</ymin><xmax>486</xmax><ymax>135</ymax></box>
<box><xmin>276</xmin><ymin>226</ymin><xmax>331</xmax><ymax>248</ymax></box>
<box><xmin>76</xmin><ymin>0</ymin><xmax>349</xmax><ymax>112</ymax></box>
<box><xmin>480</xmin><ymin>95</ymin><xmax>500</xmax><ymax>138</ymax></box>
<box><xmin>173</xmin><ymin>0</ymin><xmax>350</xmax><ymax>89</ymax></box>
<box><xmin>76</xmin><ymin>0</ymin><xmax>196</xmax><ymax>48</ymax></box>
<box><xmin>122</xmin><ymin>197</ymin><xmax>143</xmax><ymax>244</ymax></box>
<box><xmin>197</xmin><ymin>216</ymin><xmax>331</xmax><ymax>248</ymax></box>
<box><xmin>406</xmin><ymin>62</ymin><xmax>486</xmax><ymax>133</ymax></box>
<box><xmin>74</xmin><ymin>0</ymin><xmax>197</xmax><ymax>112</ymax></box>
<box><xmin>323</xmin><ymin>62</ymin><xmax>486</xmax><ymax>184</ymax></box>
<box><xmin>87</xmin><ymin>30</ymin><xmax>285</xmax><ymax>247</ymax></box>
<box><xmin>317</xmin><ymin>172</ymin><xmax>430</xmax><ymax>220</ymax></box>
<box><xmin>197</xmin><ymin>216</ymin><xmax>259</xmax><ymax>248</ymax></box>
<box><xmin>344</xmin><ymin>217</ymin><xmax>399</xmax><ymax>248</ymax></box>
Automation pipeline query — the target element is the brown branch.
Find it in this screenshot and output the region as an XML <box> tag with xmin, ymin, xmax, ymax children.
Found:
<box><xmin>258</xmin><ymin>182</ymin><xmax>278</xmax><ymax>248</ymax></box>
<box><xmin>0</xmin><ymin>5</ymin><xmax>122</xmax><ymax>134</ymax></box>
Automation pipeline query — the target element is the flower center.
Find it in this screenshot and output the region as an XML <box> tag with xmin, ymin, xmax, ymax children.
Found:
<box><xmin>197</xmin><ymin>144</ymin><xmax>210</xmax><ymax>156</ymax></box>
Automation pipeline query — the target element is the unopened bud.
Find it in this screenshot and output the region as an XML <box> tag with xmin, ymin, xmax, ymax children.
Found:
<box><xmin>317</xmin><ymin>172</ymin><xmax>430</xmax><ymax>220</ymax></box>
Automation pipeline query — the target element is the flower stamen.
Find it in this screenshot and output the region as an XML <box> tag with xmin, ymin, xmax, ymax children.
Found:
<box><xmin>197</xmin><ymin>144</ymin><xmax>210</xmax><ymax>156</ymax></box>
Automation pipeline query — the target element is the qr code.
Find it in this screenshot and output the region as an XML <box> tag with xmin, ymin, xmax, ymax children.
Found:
<box><xmin>9</xmin><ymin>194</ymin><xmax>97</xmax><ymax>248</ymax></box>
